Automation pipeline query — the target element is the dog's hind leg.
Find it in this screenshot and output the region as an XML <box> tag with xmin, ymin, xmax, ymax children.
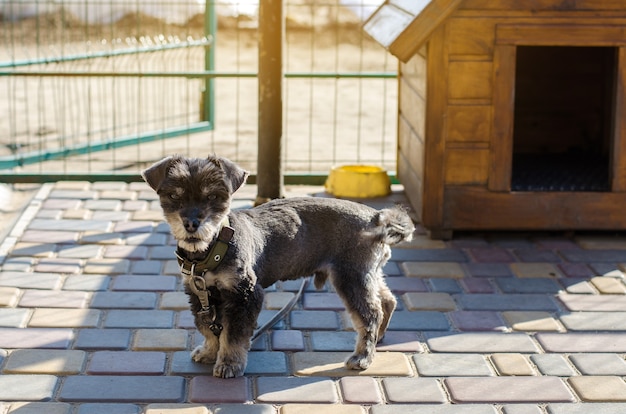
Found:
<box><xmin>331</xmin><ymin>266</ymin><xmax>384</xmax><ymax>370</ymax></box>
<box><xmin>377</xmin><ymin>277</ymin><xmax>397</xmax><ymax>341</ymax></box>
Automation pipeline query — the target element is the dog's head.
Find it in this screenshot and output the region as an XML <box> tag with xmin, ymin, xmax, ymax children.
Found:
<box><xmin>142</xmin><ymin>155</ymin><xmax>249</xmax><ymax>252</ymax></box>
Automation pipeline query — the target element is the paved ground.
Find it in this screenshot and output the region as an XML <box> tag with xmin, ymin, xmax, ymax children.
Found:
<box><xmin>2</xmin><ymin>181</ymin><xmax>626</xmax><ymax>413</ymax></box>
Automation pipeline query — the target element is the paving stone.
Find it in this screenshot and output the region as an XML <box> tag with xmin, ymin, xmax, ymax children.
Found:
<box><xmin>150</xmin><ymin>246</ymin><xmax>177</xmax><ymax>260</ymax></box>
<box><xmin>503</xmin><ymin>311</ymin><xmax>562</xmax><ymax>332</ymax></box>
<box><xmin>376</xmin><ymin>331</ymin><xmax>423</xmax><ymax>352</ymax></box>
<box><xmin>29</xmin><ymin>308</ymin><xmax>101</xmax><ymax>328</ymax></box>
<box><xmin>371</xmin><ymin>405</ymin><xmax>497</xmax><ymax>414</ymax></box>
<box><xmin>590</xmin><ymin>276</ymin><xmax>626</xmax><ymax>294</ymax></box>
<box><xmin>0</xmin><ymin>327</ymin><xmax>73</xmax><ymax>349</ymax></box>
<box><xmin>92</xmin><ymin>211</ymin><xmax>131</xmax><ymax>221</ymax></box>
<box><xmin>339</xmin><ymin>376</ymin><xmax>382</xmax><ymax>404</ymax></box>
<box><xmin>383</xmin><ymin>262</ymin><xmax>402</xmax><ymax>276</ymax></box>
<box><xmin>21</xmin><ymin>230</ymin><xmax>79</xmax><ymax>244</ymax></box>
<box><xmin>104</xmin><ymin>310</ymin><xmax>174</xmax><ymax>328</ymax></box>
<box><xmin>310</xmin><ymin>331</ymin><xmax>356</xmax><ymax>351</ymax></box>
<box><xmin>49</xmin><ymin>189</ymin><xmax>97</xmax><ymax>199</ymax></box>
<box><xmin>302</xmin><ymin>293</ymin><xmax>345</xmax><ymax>310</ymax></box>
<box><xmin>502</xmin><ymin>405</ymin><xmax>543</xmax><ymax>414</ymax></box>
<box><xmin>281</xmin><ymin>405</ymin><xmax>364</xmax><ymax>414</ymax></box>
<box><xmin>57</xmin><ymin>244</ymin><xmax>103</xmax><ymax>259</ymax></box>
<box><xmin>428</xmin><ymin>278</ymin><xmax>462</xmax><ymax>293</ymax></box>
<box><xmin>386</xmin><ymin>311</ymin><xmax>450</xmax><ymax>331</ymax></box>
<box><xmin>63</xmin><ymin>275</ymin><xmax>111</xmax><ymax>291</ymax></box>
<box><xmin>491</xmin><ymin>353</ymin><xmax>535</xmax><ymax>376</ymax></box>
<box><xmin>290</xmin><ymin>310</ymin><xmax>339</xmax><ymax>329</ymax></box>
<box><xmin>129</xmin><ymin>260</ymin><xmax>163</xmax><ymax>275</ymax></box>
<box><xmin>568</xmin><ymin>376</ymin><xmax>626</xmax><ymax>402</ymax></box>
<box><xmin>547</xmin><ymin>403</ymin><xmax>626</xmax><ymax>414</ymax></box>
<box><xmin>557</xmin><ymin>263</ymin><xmax>595</xmax><ymax>278</ymax></box>
<box><xmin>445</xmin><ymin>376</ymin><xmax>575</xmax><ymax>403</ymax></box>
<box><xmin>469</xmin><ymin>247</ymin><xmax>516</xmax><ymax>263</ymax></box>
<box><xmin>104</xmin><ymin>246</ymin><xmax>149</xmax><ymax>260</ymax></box>
<box><xmin>114</xmin><ymin>221</ymin><xmax>155</xmax><ymax>233</ymax></box>
<box><xmin>391</xmin><ymin>248</ymin><xmax>468</xmax><ymax>262</ymax></box>
<box><xmin>530</xmin><ymin>354</ymin><xmax>578</xmax><ymax>377</ymax></box>
<box><xmin>510</xmin><ymin>263</ymin><xmax>562</xmax><ymax>278</ymax></box>
<box><xmin>0</xmin><ymin>287</ymin><xmax>20</xmax><ymax>307</ymax></box>
<box><xmin>0</xmin><ymin>375</ymin><xmax>58</xmax><ymax>401</ymax></box>
<box><xmin>495</xmin><ymin>278</ymin><xmax>561</xmax><ymax>294</ymax></box>
<box><xmin>144</xmin><ymin>404</ymin><xmax>209</xmax><ymax>414</ymax></box>
<box><xmin>568</xmin><ymin>354</ymin><xmax>626</xmax><ymax>375</ymax></box>
<box><xmin>459</xmin><ymin>278</ymin><xmax>494</xmax><ymax>293</ymax></box>
<box><xmin>74</xmin><ymin>329</ymin><xmax>131</xmax><ymax>350</ymax></box>
<box><xmin>560</xmin><ymin>250</ymin><xmax>626</xmax><ymax>263</ymax></box>
<box><xmin>87</xmin><ymin>351</ymin><xmax>166</xmax><ymax>375</ymax></box>
<box><xmin>59</xmin><ymin>376</ymin><xmax>185</xmax><ymax>402</ymax></box>
<box><xmin>591</xmin><ymin>264</ymin><xmax>625</xmax><ymax>277</ymax></box>
<box><xmin>536</xmin><ymin>333</ymin><xmax>626</xmax><ymax>352</ymax></box>
<box><xmin>10</xmin><ymin>243</ymin><xmax>57</xmax><ymax>258</ymax></box>
<box><xmin>84</xmin><ymin>259</ymin><xmax>130</xmax><ymax>275</ymax></box>
<box><xmin>255</xmin><ymin>377</ymin><xmax>338</xmax><ymax>403</ymax></box>
<box><xmin>91</xmin><ymin>291</ymin><xmax>157</xmax><ymax>309</ymax></box>
<box><xmin>19</xmin><ymin>290</ymin><xmax>90</xmax><ymax>308</ymax></box>
<box><xmin>449</xmin><ymin>311</ymin><xmax>506</xmax><ymax>331</ymax></box>
<box><xmin>293</xmin><ymin>352</ymin><xmax>412</xmax><ymax>377</ymax></box>
<box><xmin>8</xmin><ymin>402</ymin><xmax>72</xmax><ymax>414</ymax></box>
<box><xmin>160</xmin><ymin>292</ymin><xmax>189</xmax><ymax>310</ymax></box>
<box><xmin>513</xmin><ymin>247</ymin><xmax>562</xmax><ymax>262</ymax></box>
<box><xmin>426</xmin><ymin>332</ymin><xmax>538</xmax><ymax>353</ymax></box>
<box><xmin>265</xmin><ymin>292</ymin><xmax>295</xmax><ymax>309</ymax></box>
<box><xmin>413</xmin><ymin>354</ymin><xmax>493</xmax><ymax>377</ymax></box>
<box><xmin>2</xmin><ymin>256</ymin><xmax>36</xmax><ymax>271</ymax></box>
<box><xmin>245</xmin><ymin>351</ymin><xmax>288</xmax><ymax>375</ymax></box>
<box><xmin>464</xmin><ymin>263</ymin><xmax>512</xmax><ymax>278</ymax></box>
<box><xmin>456</xmin><ymin>294</ymin><xmax>559</xmax><ymax>311</ymax></box>
<box><xmin>126</xmin><ymin>233</ymin><xmax>168</xmax><ymax>246</ymax></box>
<box><xmin>80</xmin><ymin>231</ymin><xmax>124</xmax><ymax>245</ymax></box>
<box><xmin>111</xmin><ymin>275</ymin><xmax>177</xmax><ymax>292</ymax></box>
<box><xmin>401</xmin><ymin>262</ymin><xmax>465</xmax><ymax>278</ymax></box>
<box><xmin>381</xmin><ymin>377</ymin><xmax>447</xmax><ymax>403</ymax></box>
<box><xmin>3</xmin><ymin>349</ymin><xmax>86</xmax><ymax>374</ymax></box>
<box><xmin>576</xmin><ymin>236</ymin><xmax>626</xmax><ymax>250</ymax></box>
<box><xmin>560</xmin><ymin>279</ymin><xmax>595</xmax><ymax>294</ymax></box>
<box><xmin>29</xmin><ymin>218</ymin><xmax>111</xmax><ymax>232</ymax></box>
<box><xmin>133</xmin><ymin>329</ymin><xmax>188</xmax><ymax>350</ymax></box>
<box><xmin>0</xmin><ymin>308</ymin><xmax>30</xmax><ymax>327</ymax></box>
<box><xmin>34</xmin><ymin>258</ymin><xmax>82</xmax><ymax>273</ymax></box>
<box><xmin>558</xmin><ymin>293</ymin><xmax>626</xmax><ymax>311</ymax></box>
<box><xmin>169</xmin><ymin>351</ymin><xmax>214</xmax><ymax>375</ymax></box>
<box><xmin>43</xmin><ymin>198</ymin><xmax>83</xmax><ymax>209</ymax></box>
<box><xmin>0</xmin><ymin>271</ymin><xmax>62</xmax><ymax>289</ymax></box>
<box><xmin>271</xmin><ymin>330</ymin><xmax>305</xmax><ymax>351</ymax></box>
<box><xmin>560</xmin><ymin>311</ymin><xmax>626</xmax><ymax>331</ymax></box>
<box><xmin>132</xmin><ymin>210</ymin><xmax>166</xmax><ymax>221</ymax></box>
<box><xmin>402</xmin><ymin>292</ymin><xmax>456</xmax><ymax>311</ymax></box>
<box><xmin>61</xmin><ymin>209</ymin><xmax>89</xmax><ymax>220</ymax></box>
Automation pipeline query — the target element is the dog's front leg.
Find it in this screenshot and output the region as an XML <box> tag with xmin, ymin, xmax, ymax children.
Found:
<box><xmin>191</xmin><ymin>325</ymin><xmax>220</xmax><ymax>364</ymax></box>
<box><xmin>213</xmin><ymin>283</ymin><xmax>264</xmax><ymax>378</ymax></box>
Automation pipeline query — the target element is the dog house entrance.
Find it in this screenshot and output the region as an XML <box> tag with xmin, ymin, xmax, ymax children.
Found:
<box><xmin>511</xmin><ymin>46</ymin><xmax>617</xmax><ymax>192</ymax></box>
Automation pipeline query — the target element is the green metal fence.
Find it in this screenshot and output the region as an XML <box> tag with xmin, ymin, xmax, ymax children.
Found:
<box><xmin>0</xmin><ymin>0</ymin><xmax>397</xmax><ymax>183</ymax></box>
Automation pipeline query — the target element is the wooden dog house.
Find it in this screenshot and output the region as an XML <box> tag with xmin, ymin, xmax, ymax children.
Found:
<box><xmin>364</xmin><ymin>0</ymin><xmax>626</xmax><ymax>238</ymax></box>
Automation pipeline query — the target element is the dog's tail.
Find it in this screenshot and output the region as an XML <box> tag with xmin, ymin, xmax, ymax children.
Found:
<box><xmin>368</xmin><ymin>206</ymin><xmax>415</xmax><ymax>245</ymax></box>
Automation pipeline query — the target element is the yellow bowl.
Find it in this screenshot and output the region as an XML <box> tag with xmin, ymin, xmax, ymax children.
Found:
<box><xmin>325</xmin><ymin>165</ymin><xmax>391</xmax><ymax>198</ymax></box>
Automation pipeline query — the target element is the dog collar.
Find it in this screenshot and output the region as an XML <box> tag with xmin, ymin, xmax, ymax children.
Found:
<box><xmin>175</xmin><ymin>218</ymin><xmax>234</xmax><ymax>277</ymax></box>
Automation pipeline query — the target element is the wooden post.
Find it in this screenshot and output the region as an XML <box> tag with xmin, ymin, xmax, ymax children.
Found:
<box><xmin>256</xmin><ymin>0</ymin><xmax>284</xmax><ymax>205</ymax></box>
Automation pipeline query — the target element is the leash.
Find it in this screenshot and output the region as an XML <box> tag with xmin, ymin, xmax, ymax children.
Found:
<box><xmin>176</xmin><ymin>218</ymin><xmax>308</xmax><ymax>342</ymax></box>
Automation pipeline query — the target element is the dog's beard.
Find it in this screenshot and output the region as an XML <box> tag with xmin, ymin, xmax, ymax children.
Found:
<box><xmin>165</xmin><ymin>212</ymin><xmax>218</xmax><ymax>253</ymax></box>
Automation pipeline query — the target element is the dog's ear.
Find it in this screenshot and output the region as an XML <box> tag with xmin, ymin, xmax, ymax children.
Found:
<box><xmin>214</xmin><ymin>156</ymin><xmax>249</xmax><ymax>193</ymax></box>
<box><xmin>142</xmin><ymin>156</ymin><xmax>175</xmax><ymax>192</ymax></box>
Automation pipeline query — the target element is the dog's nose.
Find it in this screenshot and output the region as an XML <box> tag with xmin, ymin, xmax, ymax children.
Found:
<box><xmin>183</xmin><ymin>217</ymin><xmax>200</xmax><ymax>233</ymax></box>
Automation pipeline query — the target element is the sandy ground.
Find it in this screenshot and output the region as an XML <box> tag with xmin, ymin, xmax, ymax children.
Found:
<box><xmin>0</xmin><ymin>9</ymin><xmax>398</xmax><ymax>176</ymax></box>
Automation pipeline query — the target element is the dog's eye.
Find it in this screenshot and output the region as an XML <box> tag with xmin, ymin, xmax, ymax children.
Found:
<box><xmin>169</xmin><ymin>193</ymin><xmax>181</xmax><ymax>200</ymax></box>
<box><xmin>208</xmin><ymin>194</ymin><xmax>217</xmax><ymax>201</ymax></box>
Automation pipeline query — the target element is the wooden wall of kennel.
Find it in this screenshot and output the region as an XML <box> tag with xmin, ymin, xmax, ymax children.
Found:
<box><xmin>365</xmin><ymin>0</ymin><xmax>626</xmax><ymax>238</ymax></box>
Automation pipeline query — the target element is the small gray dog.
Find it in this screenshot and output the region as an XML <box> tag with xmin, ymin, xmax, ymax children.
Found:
<box><xmin>142</xmin><ymin>155</ymin><xmax>414</xmax><ymax>378</ymax></box>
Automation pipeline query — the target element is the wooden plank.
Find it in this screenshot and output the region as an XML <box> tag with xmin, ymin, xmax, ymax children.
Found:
<box><xmin>400</xmin><ymin>53</ymin><xmax>427</xmax><ymax>98</ymax></box>
<box><xmin>496</xmin><ymin>24</ymin><xmax>626</xmax><ymax>46</ymax></box>
<box><xmin>445</xmin><ymin>148</ymin><xmax>489</xmax><ymax>185</ymax></box>
<box><xmin>389</xmin><ymin>0</ymin><xmax>463</xmax><ymax>62</ymax></box>
<box><xmin>459</xmin><ymin>0</ymin><xmax>626</xmax><ymax>10</ymax></box>
<box><xmin>488</xmin><ymin>45</ymin><xmax>516</xmax><ymax>192</ymax></box>
<box><xmin>363</xmin><ymin>4</ymin><xmax>415</xmax><ymax>48</ymax></box>
<box><xmin>447</xmin><ymin>17</ymin><xmax>496</xmax><ymax>56</ymax></box>
<box><xmin>400</xmin><ymin>78</ymin><xmax>427</xmax><ymax>137</ymax></box>
<box><xmin>422</xmin><ymin>27</ymin><xmax>448</xmax><ymax>231</ymax></box>
<box><xmin>447</xmin><ymin>105</ymin><xmax>492</xmax><ymax>143</ymax></box>
<box><xmin>448</xmin><ymin>61</ymin><xmax>493</xmax><ymax>100</ymax></box>
<box><xmin>444</xmin><ymin>187</ymin><xmax>626</xmax><ymax>230</ymax></box>
<box><xmin>612</xmin><ymin>47</ymin><xmax>626</xmax><ymax>191</ymax></box>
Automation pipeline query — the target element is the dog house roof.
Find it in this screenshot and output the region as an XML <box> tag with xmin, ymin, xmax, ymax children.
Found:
<box><xmin>363</xmin><ymin>0</ymin><xmax>462</xmax><ymax>62</ymax></box>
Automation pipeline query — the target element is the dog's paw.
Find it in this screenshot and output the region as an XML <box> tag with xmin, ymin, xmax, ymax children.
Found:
<box><xmin>213</xmin><ymin>362</ymin><xmax>245</xmax><ymax>378</ymax></box>
<box><xmin>345</xmin><ymin>353</ymin><xmax>373</xmax><ymax>370</ymax></box>
<box><xmin>191</xmin><ymin>345</ymin><xmax>217</xmax><ymax>364</ymax></box>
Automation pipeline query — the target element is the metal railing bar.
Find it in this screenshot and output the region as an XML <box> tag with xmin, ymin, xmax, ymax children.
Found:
<box><xmin>0</xmin><ymin>71</ymin><xmax>397</xmax><ymax>78</ymax></box>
